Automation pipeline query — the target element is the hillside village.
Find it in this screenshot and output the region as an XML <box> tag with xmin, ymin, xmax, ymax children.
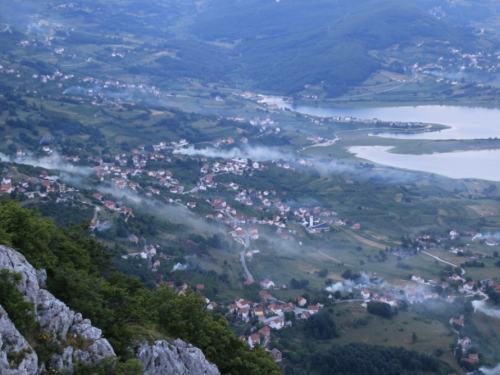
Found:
<box><xmin>5</xmin><ymin>0</ymin><xmax>500</xmax><ymax>374</ymax></box>
<box><xmin>2</xmin><ymin>138</ymin><xmax>499</xmax><ymax>369</ymax></box>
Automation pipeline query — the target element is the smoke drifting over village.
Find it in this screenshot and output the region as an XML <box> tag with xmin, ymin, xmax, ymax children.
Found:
<box><xmin>473</xmin><ymin>232</ymin><xmax>500</xmax><ymax>241</ymax></box>
<box><xmin>472</xmin><ymin>300</ymin><xmax>500</xmax><ymax>319</ymax></box>
<box><xmin>172</xmin><ymin>262</ymin><xmax>190</xmax><ymax>272</ymax></box>
<box><xmin>326</xmin><ymin>272</ymin><xmax>382</xmax><ymax>294</ymax></box>
<box><xmin>479</xmin><ymin>363</ymin><xmax>500</xmax><ymax>375</ymax></box>
<box><xmin>175</xmin><ymin>145</ymin><xmax>293</xmax><ymax>162</ymax></box>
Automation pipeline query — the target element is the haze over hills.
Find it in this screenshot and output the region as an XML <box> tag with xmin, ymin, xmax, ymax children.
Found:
<box><xmin>2</xmin><ymin>0</ymin><xmax>497</xmax><ymax>97</ymax></box>
<box><xmin>190</xmin><ymin>0</ymin><xmax>479</xmax><ymax>96</ymax></box>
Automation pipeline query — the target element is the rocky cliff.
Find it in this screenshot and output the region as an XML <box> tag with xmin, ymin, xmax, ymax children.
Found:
<box><xmin>133</xmin><ymin>339</ymin><xmax>220</xmax><ymax>375</ymax></box>
<box><xmin>0</xmin><ymin>245</ymin><xmax>220</xmax><ymax>375</ymax></box>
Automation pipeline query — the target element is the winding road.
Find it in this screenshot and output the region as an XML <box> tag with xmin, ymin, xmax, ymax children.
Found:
<box><xmin>347</xmin><ymin>71</ymin><xmax>419</xmax><ymax>98</ymax></box>
<box><xmin>421</xmin><ymin>251</ymin><xmax>466</xmax><ymax>276</ymax></box>
<box><xmin>239</xmin><ymin>249</ymin><xmax>254</xmax><ymax>282</ymax></box>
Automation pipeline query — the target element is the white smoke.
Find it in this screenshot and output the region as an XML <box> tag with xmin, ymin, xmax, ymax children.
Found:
<box><xmin>356</xmin><ymin>271</ymin><xmax>372</xmax><ymax>286</ymax></box>
<box><xmin>172</xmin><ymin>263</ymin><xmax>189</xmax><ymax>272</ymax></box>
<box><xmin>472</xmin><ymin>232</ymin><xmax>500</xmax><ymax>241</ymax></box>
<box><xmin>95</xmin><ymin>220</ymin><xmax>113</xmax><ymax>232</ymax></box>
<box><xmin>174</xmin><ymin>145</ymin><xmax>293</xmax><ymax>162</ymax></box>
<box><xmin>0</xmin><ymin>152</ymin><xmax>12</xmax><ymax>162</ymax></box>
<box><xmin>15</xmin><ymin>153</ymin><xmax>93</xmax><ymax>177</ymax></box>
<box><xmin>479</xmin><ymin>363</ymin><xmax>500</xmax><ymax>375</ymax></box>
<box><xmin>326</xmin><ymin>282</ymin><xmax>352</xmax><ymax>293</ymax></box>
<box><xmin>472</xmin><ymin>300</ymin><xmax>500</xmax><ymax>319</ymax></box>
<box><xmin>63</xmin><ymin>86</ymin><xmax>88</xmax><ymax>95</ymax></box>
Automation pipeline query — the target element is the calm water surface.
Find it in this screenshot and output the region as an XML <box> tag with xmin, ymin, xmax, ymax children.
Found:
<box><xmin>265</xmin><ymin>99</ymin><xmax>500</xmax><ymax>180</ymax></box>
<box><xmin>349</xmin><ymin>146</ymin><xmax>500</xmax><ymax>181</ymax></box>
<box><xmin>270</xmin><ymin>100</ymin><xmax>500</xmax><ymax>140</ymax></box>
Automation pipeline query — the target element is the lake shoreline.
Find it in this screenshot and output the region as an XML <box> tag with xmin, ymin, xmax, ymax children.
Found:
<box><xmin>292</xmin><ymin>99</ymin><xmax>500</xmax><ymax>109</ymax></box>
<box><xmin>348</xmin><ymin>146</ymin><xmax>500</xmax><ymax>182</ymax></box>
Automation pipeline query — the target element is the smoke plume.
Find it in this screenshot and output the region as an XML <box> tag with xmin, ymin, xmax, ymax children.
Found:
<box><xmin>172</xmin><ymin>263</ymin><xmax>189</xmax><ymax>272</ymax></box>
<box><xmin>472</xmin><ymin>300</ymin><xmax>500</xmax><ymax>319</ymax></box>
<box><xmin>95</xmin><ymin>220</ymin><xmax>113</xmax><ymax>232</ymax></box>
<box><xmin>175</xmin><ymin>145</ymin><xmax>293</xmax><ymax>161</ymax></box>
<box><xmin>479</xmin><ymin>362</ymin><xmax>500</xmax><ymax>375</ymax></box>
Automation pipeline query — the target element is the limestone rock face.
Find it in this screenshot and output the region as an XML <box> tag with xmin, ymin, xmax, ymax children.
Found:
<box><xmin>70</xmin><ymin>313</ymin><xmax>115</xmax><ymax>365</ymax></box>
<box><xmin>0</xmin><ymin>246</ymin><xmax>220</xmax><ymax>375</ymax></box>
<box><xmin>37</xmin><ymin>289</ymin><xmax>75</xmax><ymax>344</ymax></box>
<box><xmin>134</xmin><ymin>339</ymin><xmax>220</xmax><ymax>375</ymax></box>
<box><xmin>0</xmin><ymin>305</ymin><xmax>39</xmax><ymax>375</ymax></box>
<box><xmin>0</xmin><ymin>246</ymin><xmax>115</xmax><ymax>373</ymax></box>
<box><xmin>0</xmin><ymin>245</ymin><xmax>40</xmax><ymax>308</ymax></box>
<box><xmin>50</xmin><ymin>347</ymin><xmax>74</xmax><ymax>374</ymax></box>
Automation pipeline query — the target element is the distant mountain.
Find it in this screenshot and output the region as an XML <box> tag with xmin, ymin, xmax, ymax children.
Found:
<box><xmin>191</xmin><ymin>0</ymin><xmax>477</xmax><ymax>96</ymax></box>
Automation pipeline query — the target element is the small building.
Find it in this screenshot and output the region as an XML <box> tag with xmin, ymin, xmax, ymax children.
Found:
<box><xmin>259</xmin><ymin>326</ymin><xmax>271</xmax><ymax>337</ymax></box>
<box><xmin>248</xmin><ymin>334</ymin><xmax>260</xmax><ymax>348</ymax></box>
<box><xmin>308</xmin><ymin>222</ymin><xmax>330</xmax><ymax>234</ymax></box>
<box><xmin>254</xmin><ymin>307</ymin><xmax>265</xmax><ymax>318</ymax></box>
<box><xmin>296</xmin><ymin>296</ymin><xmax>307</xmax><ymax>307</ymax></box>
<box><xmin>270</xmin><ymin>348</ymin><xmax>282</xmax><ymax>362</ymax></box>
<box><xmin>307</xmin><ymin>306</ymin><xmax>319</xmax><ymax>315</ymax></box>
<box><xmin>269</xmin><ymin>318</ymin><xmax>284</xmax><ymax>330</ymax></box>
<box><xmin>260</xmin><ymin>279</ymin><xmax>275</xmax><ymax>290</ymax></box>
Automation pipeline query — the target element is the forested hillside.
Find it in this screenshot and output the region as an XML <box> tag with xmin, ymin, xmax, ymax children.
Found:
<box><xmin>190</xmin><ymin>0</ymin><xmax>477</xmax><ymax>96</ymax></box>
<box><xmin>0</xmin><ymin>198</ymin><xmax>281</xmax><ymax>375</ymax></box>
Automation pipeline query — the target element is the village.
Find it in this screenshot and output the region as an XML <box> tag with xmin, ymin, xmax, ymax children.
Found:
<box><xmin>3</xmin><ymin>2</ymin><xmax>500</xmax><ymax>373</ymax></box>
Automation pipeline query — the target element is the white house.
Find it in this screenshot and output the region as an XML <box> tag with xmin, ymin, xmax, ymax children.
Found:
<box><xmin>411</xmin><ymin>275</ymin><xmax>424</xmax><ymax>283</ymax></box>
<box><xmin>247</xmin><ymin>334</ymin><xmax>260</xmax><ymax>348</ymax></box>
<box><xmin>296</xmin><ymin>295</ymin><xmax>307</xmax><ymax>307</ymax></box>
<box><xmin>260</xmin><ymin>279</ymin><xmax>275</xmax><ymax>290</ymax></box>
<box><xmin>269</xmin><ymin>318</ymin><xmax>284</xmax><ymax>330</ymax></box>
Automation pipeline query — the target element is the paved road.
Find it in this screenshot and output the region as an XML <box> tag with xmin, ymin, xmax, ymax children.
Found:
<box><xmin>421</xmin><ymin>251</ymin><xmax>466</xmax><ymax>275</ymax></box>
<box><xmin>347</xmin><ymin>71</ymin><xmax>418</xmax><ymax>98</ymax></box>
<box><xmin>240</xmin><ymin>250</ymin><xmax>254</xmax><ymax>282</ymax></box>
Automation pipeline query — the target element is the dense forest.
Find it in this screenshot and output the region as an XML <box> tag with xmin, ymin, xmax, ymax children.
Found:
<box><xmin>311</xmin><ymin>343</ymin><xmax>453</xmax><ymax>375</ymax></box>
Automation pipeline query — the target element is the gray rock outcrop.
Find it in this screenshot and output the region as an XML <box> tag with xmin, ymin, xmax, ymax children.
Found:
<box><xmin>134</xmin><ymin>339</ymin><xmax>220</xmax><ymax>375</ymax></box>
<box><xmin>0</xmin><ymin>246</ymin><xmax>115</xmax><ymax>373</ymax></box>
<box><xmin>0</xmin><ymin>305</ymin><xmax>39</xmax><ymax>375</ymax></box>
<box><xmin>0</xmin><ymin>245</ymin><xmax>221</xmax><ymax>375</ymax></box>
<box><xmin>50</xmin><ymin>347</ymin><xmax>75</xmax><ymax>374</ymax></box>
<box><xmin>70</xmin><ymin>313</ymin><xmax>115</xmax><ymax>365</ymax></box>
<box><xmin>37</xmin><ymin>289</ymin><xmax>75</xmax><ymax>344</ymax></box>
<box><xmin>0</xmin><ymin>245</ymin><xmax>40</xmax><ymax>308</ymax></box>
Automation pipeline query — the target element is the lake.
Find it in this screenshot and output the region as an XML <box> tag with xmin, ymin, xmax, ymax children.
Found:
<box><xmin>266</xmin><ymin>98</ymin><xmax>500</xmax><ymax>140</ymax></box>
<box><xmin>349</xmin><ymin>146</ymin><xmax>500</xmax><ymax>181</ymax></box>
<box><xmin>263</xmin><ymin>98</ymin><xmax>500</xmax><ymax>180</ymax></box>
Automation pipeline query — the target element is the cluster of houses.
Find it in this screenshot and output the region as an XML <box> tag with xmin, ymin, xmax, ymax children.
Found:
<box><xmin>0</xmin><ymin>169</ymin><xmax>76</xmax><ymax>200</ymax></box>
<box><xmin>2</xmin><ymin>141</ymin><xmax>354</xmax><ymax>259</ymax></box>
<box><xmin>230</xmin><ymin>288</ymin><xmax>324</xmax><ymax>350</ymax></box>
<box><xmin>450</xmin><ymin>316</ymin><xmax>481</xmax><ymax>365</ymax></box>
<box><xmin>408</xmin><ymin>272</ymin><xmax>499</xmax><ymax>301</ymax></box>
<box><xmin>360</xmin><ymin>289</ymin><xmax>398</xmax><ymax>307</ymax></box>
<box><xmin>457</xmin><ymin>336</ymin><xmax>479</xmax><ymax>365</ymax></box>
<box><xmin>358</xmin><ymin>272</ymin><xmax>498</xmax><ymax>312</ymax></box>
<box><xmin>225</xmin><ymin>115</ymin><xmax>281</xmax><ymax>135</ymax></box>
<box><xmin>405</xmin><ymin>229</ymin><xmax>496</xmax><ymax>253</ymax></box>
<box><xmin>421</xmin><ymin>47</ymin><xmax>500</xmax><ymax>77</ymax></box>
